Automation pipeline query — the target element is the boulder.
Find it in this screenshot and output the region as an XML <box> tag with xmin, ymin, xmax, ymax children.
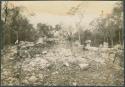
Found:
<box><xmin>36</xmin><ymin>37</ymin><xmax>44</xmax><ymax>44</ymax></box>
<box><xmin>79</xmin><ymin>63</ymin><xmax>89</xmax><ymax>70</ymax></box>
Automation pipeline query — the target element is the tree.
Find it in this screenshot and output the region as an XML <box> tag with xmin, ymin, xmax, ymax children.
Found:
<box><xmin>112</xmin><ymin>2</ymin><xmax>123</xmax><ymax>45</ymax></box>
<box><xmin>37</xmin><ymin>23</ymin><xmax>54</xmax><ymax>38</ymax></box>
<box><xmin>2</xmin><ymin>1</ymin><xmax>11</xmax><ymax>45</ymax></box>
<box><xmin>67</xmin><ymin>2</ymin><xmax>85</xmax><ymax>44</ymax></box>
<box><xmin>0</xmin><ymin>20</ymin><xmax>4</xmax><ymax>49</ymax></box>
<box><xmin>89</xmin><ymin>2</ymin><xmax>123</xmax><ymax>47</ymax></box>
<box><xmin>2</xmin><ymin>2</ymin><xmax>36</xmax><ymax>45</ymax></box>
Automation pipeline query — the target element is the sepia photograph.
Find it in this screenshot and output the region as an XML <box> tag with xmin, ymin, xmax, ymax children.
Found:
<box><xmin>0</xmin><ymin>0</ymin><xmax>124</xmax><ymax>86</ymax></box>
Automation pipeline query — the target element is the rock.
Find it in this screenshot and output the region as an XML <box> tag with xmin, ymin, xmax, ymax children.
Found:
<box><xmin>39</xmin><ymin>74</ymin><xmax>43</xmax><ymax>78</ymax></box>
<box><xmin>35</xmin><ymin>54</ymin><xmax>41</xmax><ymax>57</ymax></box>
<box><xmin>23</xmin><ymin>79</ymin><xmax>29</xmax><ymax>84</ymax></box>
<box><xmin>72</xmin><ymin>82</ymin><xmax>77</xmax><ymax>86</ymax></box>
<box><xmin>52</xmin><ymin>71</ymin><xmax>58</xmax><ymax>75</ymax></box>
<box><xmin>28</xmin><ymin>75</ymin><xmax>37</xmax><ymax>83</ymax></box>
<box><xmin>9</xmin><ymin>57</ymin><xmax>14</xmax><ymax>60</ymax></box>
<box><xmin>3</xmin><ymin>71</ymin><xmax>9</xmax><ymax>76</ymax></box>
<box><xmin>113</xmin><ymin>44</ymin><xmax>123</xmax><ymax>50</ymax></box>
<box><xmin>38</xmin><ymin>73</ymin><xmax>44</xmax><ymax>81</ymax></box>
<box><xmin>36</xmin><ymin>37</ymin><xmax>44</xmax><ymax>44</ymax></box>
<box><xmin>79</xmin><ymin>63</ymin><xmax>89</xmax><ymax>70</ymax></box>
<box><xmin>19</xmin><ymin>41</ymin><xmax>34</xmax><ymax>47</ymax></box>
<box><xmin>42</xmin><ymin>51</ymin><xmax>47</xmax><ymax>54</ymax></box>
<box><xmin>63</xmin><ymin>62</ymin><xmax>69</xmax><ymax>67</ymax></box>
<box><xmin>75</xmin><ymin>58</ymin><xmax>88</xmax><ymax>64</ymax></box>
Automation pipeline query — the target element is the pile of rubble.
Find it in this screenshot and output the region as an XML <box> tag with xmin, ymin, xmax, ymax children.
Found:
<box><xmin>1</xmin><ymin>40</ymin><xmax>124</xmax><ymax>86</ymax></box>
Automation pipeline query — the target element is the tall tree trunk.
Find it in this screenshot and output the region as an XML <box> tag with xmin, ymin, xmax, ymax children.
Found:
<box><xmin>10</xmin><ymin>29</ymin><xmax>11</xmax><ymax>45</ymax></box>
<box><xmin>104</xmin><ymin>36</ymin><xmax>105</xmax><ymax>42</ymax></box>
<box><xmin>119</xmin><ymin>31</ymin><xmax>121</xmax><ymax>44</ymax></box>
<box><xmin>4</xmin><ymin>2</ymin><xmax>8</xmax><ymax>23</ymax></box>
<box><xmin>111</xmin><ymin>38</ymin><xmax>114</xmax><ymax>47</ymax></box>
<box><xmin>17</xmin><ymin>31</ymin><xmax>19</xmax><ymax>43</ymax></box>
<box><xmin>8</xmin><ymin>28</ymin><xmax>11</xmax><ymax>45</ymax></box>
<box><xmin>106</xmin><ymin>37</ymin><xmax>108</xmax><ymax>43</ymax></box>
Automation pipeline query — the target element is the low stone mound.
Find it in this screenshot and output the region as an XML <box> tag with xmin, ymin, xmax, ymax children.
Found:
<box><xmin>22</xmin><ymin>57</ymin><xmax>50</xmax><ymax>72</ymax></box>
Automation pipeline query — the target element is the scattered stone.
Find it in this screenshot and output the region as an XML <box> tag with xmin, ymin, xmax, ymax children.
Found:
<box><xmin>23</xmin><ymin>79</ymin><xmax>29</xmax><ymax>84</ymax></box>
<box><xmin>36</xmin><ymin>37</ymin><xmax>44</xmax><ymax>44</ymax></box>
<box><xmin>38</xmin><ymin>73</ymin><xmax>43</xmax><ymax>80</ymax></box>
<box><xmin>1</xmin><ymin>40</ymin><xmax>123</xmax><ymax>86</ymax></box>
<box><xmin>28</xmin><ymin>75</ymin><xmax>38</xmax><ymax>83</ymax></box>
<box><xmin>42</xmin><ymin>51</ymin><xmax>47</xmax><ymax>54</ymax></box>
<box><xmin>22</xmin><ymin>57</ymin><xmax>50</xmax><ymax>72</ymax></box>
<box><xmin>19</xmin><ymin>41</ymin><xmax>34</xmax><ymax>47</ymax></box>
<box><xmin>113</xmin><ymin>44</ymin><xmax>123</xmax><ymax>50</ymax></box>
<box><xmin>9</xmin><ymin>57</ymin><xmax>14</xmax><ymax>60</ymax></box>
<box><xmin>35</xmin><ymin>54</ymin><xmax>41</xmax><ymax>57</ymax></box>
<box><xmin>72</xmin><ymin>82</ymin><xmax>77</xmax><ymax>86</ymax></box>
<box><xmin>52</xmin><ymin>71</ymin><xmax>58</xmax><ymax>75</ymax></box>
<box><xmin>63</xmin><ymin>62</ymin><xmax>69</xmax><ymax>67</ymax></box>
<box><xmin>79</xmin><ymin>63</ymin><xmax>89</xmax><ymax>70</ymax></box>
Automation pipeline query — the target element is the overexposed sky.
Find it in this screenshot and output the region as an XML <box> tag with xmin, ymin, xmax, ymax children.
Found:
<box><xmin>2</xmin><ymin>1</ymin><xmax>120</xmax><ymax>29</ymax></box>
<box><xmin>8</xmin><ymin>1</ymin><xmax>117</xmax><ymax>15</ymax></box>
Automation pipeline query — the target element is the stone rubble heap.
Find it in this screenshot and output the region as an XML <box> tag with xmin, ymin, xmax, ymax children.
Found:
<box><xmin>1</xmin><ymin>40</ymin><xmax>124</xmax><ymax>86</ymax></box>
